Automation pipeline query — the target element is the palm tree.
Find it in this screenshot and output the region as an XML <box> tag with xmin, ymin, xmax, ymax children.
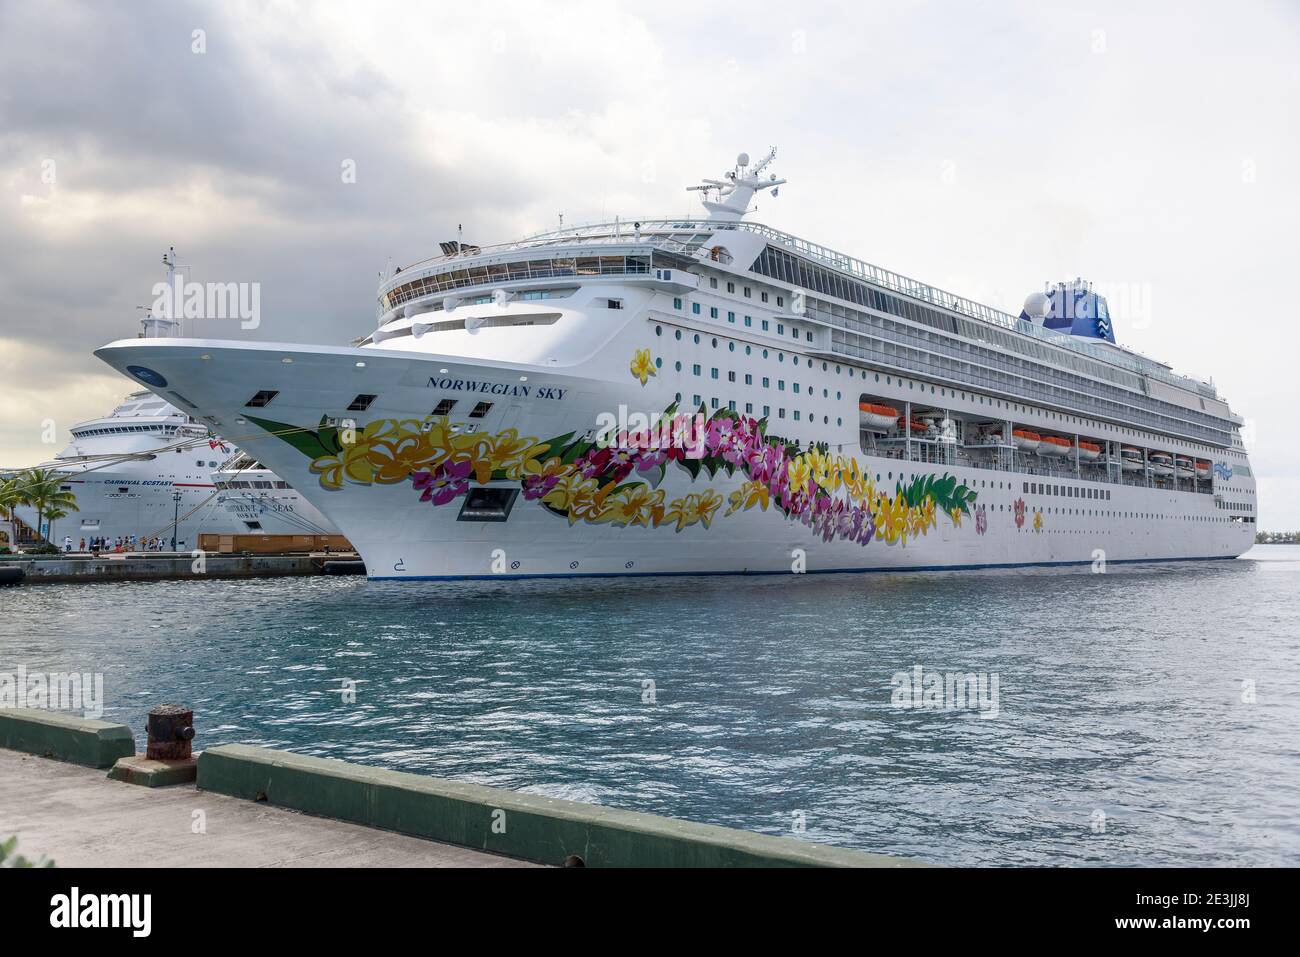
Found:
<box><xmin>21</xmin><ymin>468</ymin><xmax>78</xmax><ymax>544</ymax></box>
<box><xmin>0</xmin><ymin>475</ymin><xmax>24</xmax><ymax>523</ymax></box>
<box><xmin>45</xmin><ymin>506</ymin><xmax>72</xmax><ymax>548</ymax></box>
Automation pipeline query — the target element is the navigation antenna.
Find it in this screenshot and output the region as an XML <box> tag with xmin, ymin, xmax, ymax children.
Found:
<box><xmin>139</xmin><ymin>247</ymin><xmax>183</xmax><ymax>339</ymax></box>
<box><xmin>688</xmin><ymin>148</ymin><xmax>787</xmax><ymax>222</ymax></box>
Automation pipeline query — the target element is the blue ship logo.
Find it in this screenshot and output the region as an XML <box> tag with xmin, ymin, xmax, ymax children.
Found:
<box><xmin>1212</xmin><ymin>462</ymin><xmax>1233</xmax><ymax>480</ymax></box>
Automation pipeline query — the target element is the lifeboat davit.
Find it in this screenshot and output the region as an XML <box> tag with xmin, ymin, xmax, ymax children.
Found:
<box><xmin>858</xmin><ymin>402</ymin><xmax>899</xmax><ymax>431</ymax></box>
<box><xmin>1150</xmin><ymin>452</ymin><xmax>1174</xmax><ymax>476</ymax></box>
<box><xmin>1195</xmin><ymin>459</ymin><xmax>1211</xmax><ymax>478</ymax></box>
<box><xmin>1012</xmin><ymin>429</ymin><xmax>1041</xmax><ymax>452</ymax></box>
<box><xmin>1076</xmin><ymin>441</ymin><xmax>1102</xmax><ymax>462</ymax></box>
<box><xmin>1037</xmin><ymin>435</ymin><xmax>1071</xmax><ymax>457</ymax></box>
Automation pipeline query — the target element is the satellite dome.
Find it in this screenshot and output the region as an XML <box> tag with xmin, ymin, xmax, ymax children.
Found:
<box><xmin>1022</xmin><ymin>291</ymin><xmax>1051</xmax><ymax>321</ymax></box>
<box><xmin>737</xmin><ymin>152</ymin><xmax>750</xmax><ymax>167</ymax></box>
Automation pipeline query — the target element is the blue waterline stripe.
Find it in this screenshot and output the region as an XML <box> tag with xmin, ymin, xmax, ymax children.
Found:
<box><xmin>370</xmin><ymin>554</ymin><xmax>1237</xmax><ymax>582</ymax></box>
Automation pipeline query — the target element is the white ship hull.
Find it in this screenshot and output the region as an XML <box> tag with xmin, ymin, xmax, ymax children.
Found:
<box><xmin>93</xmin><ymin>339</ymin><xmax>1255</xmax><ymax>578</ymax></box>
<box><xmin>10</xmin><ymin>392</ymin><xmax>338</xmax><ymax>546</ymax></box>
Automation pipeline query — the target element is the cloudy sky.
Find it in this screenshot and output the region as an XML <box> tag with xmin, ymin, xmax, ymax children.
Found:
<box><xmin>2</xmin><ymin>0</ymin><xmax>1298</xmax><ymax>525</ymax></box>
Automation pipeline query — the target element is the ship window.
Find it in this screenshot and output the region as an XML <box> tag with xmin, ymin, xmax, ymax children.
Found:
<box><xmin>457</xmin><ymin>487</ymin><xmax>518</xmax><ymax>522</ymax></box>
<box><xmin>608</xmin><ymin>299</ymin><xmax>624</xmax><ymax>310</ymax></box>
<box><xmin>469</xmin><ymin>401</ymin><xmax>493</xmax><ymax>418</ymax></box>
<box><xmin>244</xmin><ymin>521</ymin><xmax>263</xmax><ymax>530</ymax></box>
<box><xmin>245</xmin><ymin>390</ymin><xmax>279</xmax><ymax>408</ymax></box>
<box><xmin>196</xmin><ymin>460</ymin><xmax>205</xmax><ymax>467</ymax></box>
<box><xmin>432</xmin><ymin>399</ymin><xmax>457</xmax><ymax>416</ymax></box>
<box><xmin>348</xmin><ymin>394</ymin><xmax>378</xmax><ymax>412</ymax></box>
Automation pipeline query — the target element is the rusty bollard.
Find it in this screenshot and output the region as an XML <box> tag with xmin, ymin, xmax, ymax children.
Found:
<box><xmin>146</xmin><ymin>704</ymin><xmax>195</xmax><ymax>761</ymax></box>
<box><xmin>108</xmin><ymin>704</ymin><xmax>198</xmax><ymax>786</ymax></box>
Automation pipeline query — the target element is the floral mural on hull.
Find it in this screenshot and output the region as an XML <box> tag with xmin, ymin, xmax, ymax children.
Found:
<box><xmin>246</xmin><ymin>404</ymin><xmax>978</xmax><ymax>547</ymax></box>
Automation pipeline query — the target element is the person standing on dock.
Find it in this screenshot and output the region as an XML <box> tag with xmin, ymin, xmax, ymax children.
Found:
<box><xmin>63</xmin><ymin>535</ymin><xmax>72</xmax><ymax>553</ymax></box>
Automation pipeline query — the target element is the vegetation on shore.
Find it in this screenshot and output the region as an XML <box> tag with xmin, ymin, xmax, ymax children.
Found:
<box><xmin>0</xmin><ymin>469</ymin><xmax>79</xmax><ymax>545</ymax></box>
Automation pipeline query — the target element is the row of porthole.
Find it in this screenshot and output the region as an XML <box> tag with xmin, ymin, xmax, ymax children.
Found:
<box><xmin>662</xmin><ymin>358</ymin><xmax>844</xmax><ymax>402</ymax></box>
<box><xmin>670</xmin><ymin>392</ymin><xmax>842</xmax><ymax>428</ymax></box>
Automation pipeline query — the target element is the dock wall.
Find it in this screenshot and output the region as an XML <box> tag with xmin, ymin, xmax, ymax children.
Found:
<box><xmin>0</xmin><ymin>553</ymin><xmax>361</xmax><ymax>583</ymax></box>
<box><xmin>0</xmin><ymin>708</ymin><xmax>135</xmax><ymax>768</ymax></box>
<box><xmin>197</xmin><ymin>744</ymin><xmax>914</xmax><ymax>868</ymax></box>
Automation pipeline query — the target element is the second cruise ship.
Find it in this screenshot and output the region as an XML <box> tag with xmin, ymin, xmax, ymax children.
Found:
<box><xmin>93</xmin><ymin>150</ymin><xmax>1257</xmax><ymax>578</ymax></box>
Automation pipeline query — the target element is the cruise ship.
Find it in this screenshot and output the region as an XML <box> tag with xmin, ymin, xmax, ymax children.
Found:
<box><xmin>93</xmin><ymin>150</ymin><xmax>1256</xmax><ymax>578</ymax></box>
<box><xmin>11</xmin><ymin>392</ymin><xmax>339</xmax><ymax>547</ymax></box>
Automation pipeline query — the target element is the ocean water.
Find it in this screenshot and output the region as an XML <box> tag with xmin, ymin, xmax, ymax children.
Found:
<box><xmin>2</xmin><ymin>546</ymin><xmax>1297</xmax><ymax>866</ymax></box>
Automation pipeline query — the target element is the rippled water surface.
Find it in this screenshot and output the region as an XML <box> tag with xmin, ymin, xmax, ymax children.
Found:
<box><xmin>3</xmin><ymin>546</ymin><xmax>1297</xmax><ymax>865</ymax></box>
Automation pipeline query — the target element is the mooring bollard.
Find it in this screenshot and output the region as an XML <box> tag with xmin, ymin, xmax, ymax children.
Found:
<box><xmin>108</xmin><ymin>704</ymin><xmax>199</xmax><ymax>786</ymax></box>
<box><xmin>146</xmin><ymin>704</ymin><xmax>195</xmax><ymax>761</ymax></box>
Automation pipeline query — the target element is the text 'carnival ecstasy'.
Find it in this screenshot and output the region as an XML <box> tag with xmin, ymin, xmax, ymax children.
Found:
<box><xmin>95</xmin><ymin>149</ymin><xmax>1257</xmax><ymax>578</ymax></box>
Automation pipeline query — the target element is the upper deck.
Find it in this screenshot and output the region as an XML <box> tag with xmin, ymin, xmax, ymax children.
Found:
<box><xmin>376</xmin><ymin>217</ymin><xmax>1220</xmax><ymax>403</ymax></box>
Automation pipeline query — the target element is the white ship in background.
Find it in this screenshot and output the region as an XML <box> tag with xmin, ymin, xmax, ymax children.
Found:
<box><xmin>10</xmin><ymin>392</ymin><xmax>339</xmax><ymax>547</ymax></box>
<box><xmin>96</xmin><ymin>149</ymin><xmax>1256</xmax><ymax>578</ymax></box>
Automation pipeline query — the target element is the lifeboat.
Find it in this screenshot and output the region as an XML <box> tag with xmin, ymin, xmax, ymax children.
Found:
<box><xmin>896</xmin><ymin>416</ymin><xmax>931</xmax><ymax>433</ymax></box>
<box><xmin>858</xmin><ymin>402</ymin><xmax>899</xmax><ymax>431</ymax></box>
<box><xmin>1012</xmin><ymin>429</ymin><xmax>1040</xmax><ymax>452</ymax></box>
<box><xmin>1120</xmin><ymin>446</ymin><xmax>1143</xmax><ymax>471</ymax></box>
<box><xmin>1195</xmin><ymin>459</ymin><xmax>1211</xmax><ymax>478</ymax></box>
<box><xmin>1076</xmin><ymin>441</ymin><xmax>1102</xmax><ymax>462</ymax></box>
<box><xmin>1036</xmin><ymin>435</ymin><xmax>1071</xmax><ymax>457</ymax></box>
<box><xmin>1175</xmin><ymin>456</ymin><xmax>1195</xmax><ymax>478</ymax></box>
<box><xmin>1149</xmin><ymin>452</ymin><xmax>1174</xmax><ymax>476</ymax></box>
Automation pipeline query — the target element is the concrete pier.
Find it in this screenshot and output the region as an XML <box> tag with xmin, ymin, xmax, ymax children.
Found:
<box><xmin>0</xmin><ymin>748</ymin><xmax>532</xmax><ymax>867</ymax></box>
<box><xmin>0</xmin><ymin>552</ymin><xmax>362</xmax><ymax>584</ymax></box>
<box><xmin>0</xmin><ymin>709</ymin><xmax>916</xmax><ymax>867</ymax></box>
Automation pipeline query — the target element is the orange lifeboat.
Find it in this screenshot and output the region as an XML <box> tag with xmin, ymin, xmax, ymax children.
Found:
<box><xmin>1012</xmin><ymin>429</ymin><xmax>1041</xmax><ymax>452</ymax></box>
<box><xmin>896</xmin><ymin>416</ymin><xmax>931</xmax><ymax>433</ymax></box>
<box><xmin>1077</xmin><ymin>440</ymin><xmax>1101</xmax><ymax>462</ymax></box>
<box><xmin>858</xmin><ymin>402</ymin><xmax>899</xmax><ymax>431</ymax></box>
<box><xmin>1037</xmin><ymin>435</ymin><xmax>1071</xmax><ymax>457</ymax></box>
<box><xmin>1195</xmin><ymin>459</ymin><xmax>1211</xmax><ymax>478</ymax></box>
